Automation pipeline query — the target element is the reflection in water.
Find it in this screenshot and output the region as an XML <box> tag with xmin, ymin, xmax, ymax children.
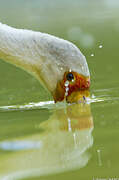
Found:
<box><xmin>0</xmin><ymin>103</ymin><xmax>93</xmax><ymax>180</ymax></box>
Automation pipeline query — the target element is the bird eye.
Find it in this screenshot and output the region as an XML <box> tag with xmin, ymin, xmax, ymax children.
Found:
<box><xmin>66</xmin><ymin>73</ymin><xmax>74</xmax><ymax>81</ymax></box>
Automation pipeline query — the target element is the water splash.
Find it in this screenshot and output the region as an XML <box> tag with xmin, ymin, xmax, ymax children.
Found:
<box><xmin>0</xmin><ymin>96</ymin><xmax>107</xmax><ymax>112</ymax></box>
<box><xmin>0</xmin><ymin>101</ymin><xmax>55</xmax><ymax>112</ymax></box>
<box><xmin>1</xmin><ymin>86</ymin><xmax>119</xmax><ymax>112</ymax></box>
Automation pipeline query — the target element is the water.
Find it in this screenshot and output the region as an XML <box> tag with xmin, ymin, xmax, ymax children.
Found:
<box><xmin>0</xmin><ymin>0</ymin><xmax>119</xmax><ymax>179</ymax></box>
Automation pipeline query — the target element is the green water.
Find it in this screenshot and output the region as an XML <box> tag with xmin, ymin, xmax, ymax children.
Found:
<box><xmin>0</xmin><ymin>0</ymin><xmax>119</xmax><ymax>179</ymax></box>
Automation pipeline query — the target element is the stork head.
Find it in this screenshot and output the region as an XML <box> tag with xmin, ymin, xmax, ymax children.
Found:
<box><xmin>36</xmin><ymin>34</ymin><xmax>90</xmax><ymax>103</ymax></box>
<box><xmin>53</xmin><ymin>71</ymin><xmax>90</xmax><ymax>103</ymax></box>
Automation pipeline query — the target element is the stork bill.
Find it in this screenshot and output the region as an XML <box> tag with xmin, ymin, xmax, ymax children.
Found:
<box><xmin>0</xmin><ymin>22</ymin><xmax>90</xmax><ymax>103</ymax></box>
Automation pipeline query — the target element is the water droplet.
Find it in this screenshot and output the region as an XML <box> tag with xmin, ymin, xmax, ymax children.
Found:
<box><xmin>65</xmin><ymin>87</ymin><xmax>69</xmax><ymax>92</ymax></box>
<box><xmin>91</xmin><ymin>54</ymin><xmax>94</xmax><ymax>57</ymax></box>
<box><xmin>65</xmin><ymin>81</ymin><xmax>69</xmax><ymax>87</ymax></box>
<box><xmin>65</xmin><ymin>91</ymin><xmax>68</xmax><ymax>96</ymax></box>
<box><xmin>99</xmin><ymin>45</ymin><xmax>103</xmax><ymax>48</ymax></box>
<box><xmin>92</xmin><ymin>94</ymin><xmax>95</xmax><ymax>98</ymax></box>
<box><xmin>65</xmin><ymin>92</ymin><xmax>68</xmax><ymax>96</ymax></box>
<box><xmin>64</xmin><ymin>81</ymin><xmax>69</xmax><ymax>97</ymax></box>
<box><xmin>68</xmin><ymin>118</ymin><xmax>72</xmax><ymax>131</ymax></box>
<box><xmin>97</xmin><ymin>149</ymin><xmax>100</xmax><ymax>153</ymax></box>
<box><xmin>65</xmin><ymin>86</ymin><xmax>69</xmax><ymax>97</ymax></box>
<box><xmin>97</xmin><ymin>149</ymin><xmax>102</xmax><ymax>166</ymax></box>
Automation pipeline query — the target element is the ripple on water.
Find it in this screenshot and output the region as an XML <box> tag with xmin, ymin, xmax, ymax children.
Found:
<box><xmin>0</xmin><ymin>95</ymin><xmax>109</xmax><ymax>112</ymax></box>
<box><xmin>0</xmin><ymin>87</ymin><xmax>119</xmax><ymax>112</ymax></box>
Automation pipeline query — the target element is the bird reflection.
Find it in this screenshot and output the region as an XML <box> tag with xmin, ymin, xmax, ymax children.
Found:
<box><xmin>0</xmin><ymin>103</ymin><xmax>93</xmax><ymax>180</ymax></box>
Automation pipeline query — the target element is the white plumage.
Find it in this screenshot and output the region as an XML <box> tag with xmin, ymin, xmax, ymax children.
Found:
<box><xmin>0</xmin><ymin>22</ymin><xmax>89</xmax><ymax>92</ymax></box>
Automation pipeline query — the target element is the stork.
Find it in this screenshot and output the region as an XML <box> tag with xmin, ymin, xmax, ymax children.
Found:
<box><xmin>0</xmin><ymin>22</ymin><xmax>90</xmax><ymax>103</ymax></box>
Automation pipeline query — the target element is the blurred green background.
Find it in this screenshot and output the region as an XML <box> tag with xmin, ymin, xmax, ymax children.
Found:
<box><xmin>0</xmin><ymin>0</ymin><xmax>119</xmax><ymax>180</ymax></box>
